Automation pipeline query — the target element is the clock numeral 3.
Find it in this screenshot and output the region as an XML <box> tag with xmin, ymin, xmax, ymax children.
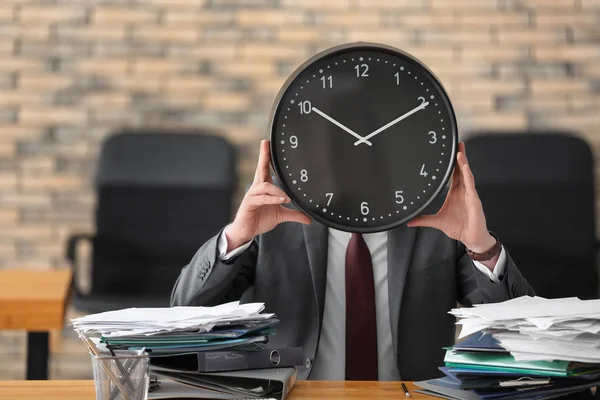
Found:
<box><xmin>395</xmin><ymin>191</ymin><xmax>404</xmax><ymax>204</ymax></box>
<box><xmin>355</xmin><ymin>63</ymin><xmax>369</xmax><ymax>78</ymax></box>
<box><xmin>300</xmin><ymin>169</ymin><xmax>308</xmax><ymax>182</ymax></box>
<box><xmin>361</xmin><ymin>202</ymin><xmax>369</xmax><ymax>215</ymax></box>
<box><xmin>298</xmin><ymin>101</ymin><xmax>312</xmax><ymax>114</ymax></box>
<box><xmin>290</xmin><ymin>135</ymin><xmax>298</xmax><ymax>148</ymax></box>
<box><xmin>428</xmin><ymin>131</ymin><xmax>437</xmax><ymax>144</ymax></box>
<box><xmin>325</xmin><ymin>193</ymin><xmax>333</xmax><ymax>206</ymax></box>
<box><xmin>420</xmin><ymin>164</ymin><xmax>428</xmax><ymax>177</ymax></box>
<box><xmin>321</xmin><ymin>75</ymin><xmax>333</xmax><ymax>89</ymax></box>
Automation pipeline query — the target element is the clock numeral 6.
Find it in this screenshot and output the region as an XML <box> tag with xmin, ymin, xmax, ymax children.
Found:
<box><xmin>361</xmin><ymin>201</ymin><xmax>369</xmax><ymax>216</ymax></box>
<box><xmin>326</xmin><ymin>193</ymin><xmax>334</xmax><ymax>206</ymax></box>
<box><xmin>321</xmin><ymin>75</ymin><xmax>333</xmax><ymax>89</ymax></box>
<box><xmin>428</xmin><ymin>131</ymin><xmax>437</xmax><ymax>144</ymax></box>
<box><xmin>300</xmin><ymin>169</ymin><xmax>308</xmax><ymax>182</ymax></box>
<box><xmin>355</xmin><ymin>63</ymin><xmax>369</xmax><ymax>78</ymax></box>
<box><xmin>420</xmin><ymin>164</ymin><xmax>428</xmax><ymax>177</ymax></box>
<box><xmin>395</xmin><ymin>191</ymin><xmax>404</xmax><ymax>204</ymax></box>
<box><xmin>290</xmin><ymin>135</ymin><xmax>298</xmax><ymax>148</ymax></box>
<box><xmin>298</xmin><ymin>101</ymin><xmax>312</xmax><ymax>114</ymax></box>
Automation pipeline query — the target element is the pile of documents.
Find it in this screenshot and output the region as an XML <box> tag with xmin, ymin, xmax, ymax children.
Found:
<box><xmin>72</xmin><ymin>301</ymin><xmax>301</xmax><ymax>399</ymax></box>
<box><xmin>415</xmin><ymin>296</ymin><xmax>600</xmax><ymax>399</ymax></box>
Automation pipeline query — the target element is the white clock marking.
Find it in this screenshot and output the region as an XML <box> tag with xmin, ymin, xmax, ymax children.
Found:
<box><xmin>430</xmin><ymin>95</ymin><xmax>435</xmax><ymax>99</ymax></box>
<box><xmin>432</xmin><ymin>176</ymin><xmax>437</xmax><ymax>180</ymax></box>
<box><xmin>363</xmin><ymin>218</ymin><xmax>367</xmax><ymax>222</ymax></box>
<box><xmin>304</xmin><ymin>194</ymin><xmax>306</xmax><ymax>196</ymax></box>
<box><xmin>442</xmin><ymin>135</ymin><xmax>446</xmax><ymax>139</ymax></box>
<box><xmin>403</xmin><ymin>206</ymin><xmax>407</xmax><ymax>210</ymax></box>
<box><xmin>400</xmin><ymin>66</ymin><xmax>404</xmax><ymax>70</ymax></box>
<box><xmin>319</xmin><ymin>69</ymin><xmax>323</xmax><ymax>73</ymax></box>
<box><xmin>293</xmin><ymin>180</ymin><xmax>297</xmax><ymax>184</ymax></box>
<box><xmin>280</xmin><ymin>140</ymin><xmax>284</xmax><ymax>144</ymax></box>
<box><xmin>359</xmin><ymin>57</ymin><xmax>363</xmax><ymax>61</ymax></box>
<box><xmin>310</xmin><ymin>199</ymin><xmax>312</xmax><ymax>202</ymax></box>
<box><xmin>290</xmin><ymin>100</ymin><xmax>294</xmax><ymax>104</ymax></box>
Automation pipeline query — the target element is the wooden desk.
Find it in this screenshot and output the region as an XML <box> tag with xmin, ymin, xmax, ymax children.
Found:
<box><xmin>0</xmin><ymin>380</ymin><xmax>433</xmax><ymax>399</ymax></box>
<box><xmin>0</xmin><ymin>269</ymin><xmax>72</xmax><ymax>380</ymax></box>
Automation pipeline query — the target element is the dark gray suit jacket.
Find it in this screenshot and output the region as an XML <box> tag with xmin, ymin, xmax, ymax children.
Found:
<box><xmin>171</xmin><ymin>196</ymin><xmax>535</xmax><ymax>381</ymax></box>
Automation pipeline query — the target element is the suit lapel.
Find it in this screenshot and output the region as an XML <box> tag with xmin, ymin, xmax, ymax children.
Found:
<box><xmin>302</xmin><ymin>222</ymin><xmax>329</xmax><ymax>323</ymax></box>
<box><xmin>387</xmin><ymin>224</ymin><xmax>418</xmax><ymax>358</ymax></box>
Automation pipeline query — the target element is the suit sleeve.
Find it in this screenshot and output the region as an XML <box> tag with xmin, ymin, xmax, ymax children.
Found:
<box><xmin>170</xmin><ymin>228</ymin><xmax>258</xmax><ymax>307</ymax></box>
<box><xmin>456</xmin><ymin>241</ymin><xmax>535</xmax><ymax>307</ymax></box>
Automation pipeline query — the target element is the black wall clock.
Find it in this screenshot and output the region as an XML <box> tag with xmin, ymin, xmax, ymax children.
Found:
<box><xmin>269</xmin><ymin>42</ymin><xmax>458</xmax><ymax>233</ymax></box>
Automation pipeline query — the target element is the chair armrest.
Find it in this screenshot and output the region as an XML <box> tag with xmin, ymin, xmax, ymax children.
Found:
<box><xmin>65</xmin><ymin>233</ymin><xmax>95</xmax><ymax>296</ymax></box>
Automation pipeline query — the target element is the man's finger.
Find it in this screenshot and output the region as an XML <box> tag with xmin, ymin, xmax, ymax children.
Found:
<box><xmin>253</xmin><ymin>140</ymin><xmax>272</xmax><ymax>184</ymax></box>
<box><xmin>406</xmin><ymin>214</ymin><xmax>441</xmax><ymax>229</ymax></box>
<box><xmin>461</xmin><ymin>158</ymin><xmax>478</xmax><ymax>196</ymax></box>
<box><xmin>280</xmin><ymin>208</ymin><xmax>312</xmax><ymax>225</ymax></box>
<box><xmin>250</xmin><ymin>181</ymin><xmax>289</xmax><ymax>200</ymax></box>
<box><xmin>246</xmin><ymin>194</ymin><xmax>288</xmax><ymax>207</ymax></box>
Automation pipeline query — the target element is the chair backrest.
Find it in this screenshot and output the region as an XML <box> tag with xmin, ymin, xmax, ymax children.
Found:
<box><xmin>465</xmin><ymin>132</ymin><xmax>598</xmax><ymax>299</ymax></box>
<box><xmin>92</xmin><ymin>131</ymin><xmax>236</xmax><ymax>295</ymax></box>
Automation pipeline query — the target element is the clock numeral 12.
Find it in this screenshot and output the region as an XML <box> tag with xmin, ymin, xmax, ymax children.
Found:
<box><xmin>361</xmin><ymin>201</ymin><xmax>369</xmax><ymax>215</ymax></box>
<box><xmin>355</xmin><ymin>64</ymin><xmax>369</xmax><ymax>77</ymax></box>
<box><xmin>298</xmin><ymin>101</ymin><xmax>312</xmax><ymax>114</ymax></box>
<box><xmin>300</xmin><ymin>169</ymin><xmax>308</xmax><ymax>182</ymax></box>
<box><xmin>321</xmin><ymin>75</ymin><xmax>333</xmax><ymax>89</ymax></box>
<box><xmin>420</xmin><ymin>164</ymin><xmax>428</xmax><ymax>177</ymax></box>
<box><xmin>395</xmin><ymin>191</ymin><xmax>404</xmax><ymax>204</ymax></box>
<box><xmin>325</xmin><ymin>193</ymin><xmax>333</xmax><ymax>206</ymax></box>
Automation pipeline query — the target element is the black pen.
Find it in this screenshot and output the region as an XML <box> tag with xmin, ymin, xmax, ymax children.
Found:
<box><xmin>401</xmin><ymin>382</ymin><xmax>411</xmax><ymax>398</ymax></box>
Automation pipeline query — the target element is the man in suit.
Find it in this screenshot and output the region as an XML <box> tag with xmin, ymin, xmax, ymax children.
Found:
<box><xmin>171</xmin><ymin>139</ymin><xmax>535</xmax><ymax>381</ymax></box>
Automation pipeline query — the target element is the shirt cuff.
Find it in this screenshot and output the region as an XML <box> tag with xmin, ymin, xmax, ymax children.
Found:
<box><xmin>218</xmin><ymin>225</ymin><xmax>254</xmax><ymax>261</ymax></box>
<box><xmin>472</xmin><ymin>246</ymin><xmax>506</xmax><ymax>284</ymax></box>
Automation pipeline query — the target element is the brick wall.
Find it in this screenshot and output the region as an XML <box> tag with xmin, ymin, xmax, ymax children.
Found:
<box><xmin>0</xmin><ymin>0</ymin><xmax>598</xmax><ymax>270</ymax></box>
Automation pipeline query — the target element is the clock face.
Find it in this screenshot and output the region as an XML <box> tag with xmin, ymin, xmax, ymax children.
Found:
<box><xmin>269</xmin><ymin>43</ymin><xmax>458</xmax><ymax>233</ymax></box>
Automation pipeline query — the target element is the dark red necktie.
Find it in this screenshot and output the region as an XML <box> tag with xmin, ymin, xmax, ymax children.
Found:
<box><xmin>345</xmin><ymin>233</ymin><xmax>378</xmax><ymax>380</ymax></box>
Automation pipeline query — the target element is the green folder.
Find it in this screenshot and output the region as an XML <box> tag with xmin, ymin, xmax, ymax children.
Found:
<box><xmin>444</xmin><ymin>350</ymin><xmax>573</xmax><ymax>377</ymax></box>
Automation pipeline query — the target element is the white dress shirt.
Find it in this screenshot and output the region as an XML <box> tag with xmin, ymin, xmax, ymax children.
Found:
<box><xmin>217</xmin><ymin>227</ymin><xmax>506</xmax><ymax>380</ymax></box>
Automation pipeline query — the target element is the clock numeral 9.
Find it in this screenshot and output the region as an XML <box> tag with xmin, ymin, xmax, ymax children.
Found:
<box><xmin>321</xmin><ymin>75</ymin><xmax>333</xmax><ymax>89</ymax></box>
<box><xmin>298</xmin><ymin>101</ymin><xmax>312</xmax><ymax>114</ymax></box>
<box><xmin>428</xmin><ymin>131</ymin><xmax>437</xmax><ymax>144</ymax></box>
<box><xmin>395</xmin><ymin>191</ymin><xmax>404</xmax><ymax>204</ymax></box>
<box><xmin>290</xmin><ymin>135</ymin><xmax>298</xmax><ymax>148</ymax></box>
<box><xmin>361</xmin><ymin>201</ymin><xmax>369</xmax><ymax>216</ymax></box>
<box><xmin>300</xmin><ymin>169</ymin><xmax>308</xmax><ymax>182</ymax></box>
<box><xmin>420</xmin><ymin>164</ymin><xmax>428</xmax><ymax>177</ymax></box>
<box><xmin>355</xmin><ymin>63</ymin><xmax>369</xmax><ymax>78</ymax></box>
<box><xmin>326</xmin><ymin>193</ymin><xmax>333</xmax><ymax>206</ymax></box>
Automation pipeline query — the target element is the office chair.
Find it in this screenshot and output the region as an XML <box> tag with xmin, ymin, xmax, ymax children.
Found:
<box><xmin>464</xmin><ymin>132</ymin><xmax>598</xmax><ymax>299</ymax></box>
<box><xmin>66</xmin><ymin>131</ymin><xmax>236</xmax><ymax>312</ymax></box>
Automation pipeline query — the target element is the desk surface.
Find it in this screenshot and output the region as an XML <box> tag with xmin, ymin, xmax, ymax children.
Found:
<box><xmin>0</xmin><ymin>269</ymin><xmax>72</xmax><ymax>330</ymax></box>
<box><xmin>0</xmin><ymin>380</ymin><xmax>433</xmax><ymax>399</ymax></box>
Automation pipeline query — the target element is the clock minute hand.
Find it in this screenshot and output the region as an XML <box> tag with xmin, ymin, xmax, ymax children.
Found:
<box><xmin>312</xmin><ymin>107</ymin><xmax>372</xmax><ymax>146</ymax></box>
<box><xmin>353</xmin><ymin>100</ymin><xmax>429</xmax><ymax>146</ymax></box>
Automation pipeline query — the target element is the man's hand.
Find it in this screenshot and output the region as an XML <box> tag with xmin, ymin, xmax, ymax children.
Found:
<box><xmin>407</xmin><ymin>142</ymin><xmax>498</xmax><ymax>269</ymax></box>
<box><xmin>225</xmin><ymin>140</ymin><xmax>312</xmax><ymax>251</ymax></box>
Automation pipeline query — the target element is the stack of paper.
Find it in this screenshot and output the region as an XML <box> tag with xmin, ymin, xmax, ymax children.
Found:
<box><xmin>453</xmin><ymin>296</ymin><xmax>600</xmax><ymax>363</ymax></box>
<box><xmin>414</xmin><ymin>296</ymin><xmax>600</xmax><ymax>399</ymax></box>
<box><xmin>72</xmin><ymin>301</ymin><xmax>302</xmax><ymax>399</ymax></box>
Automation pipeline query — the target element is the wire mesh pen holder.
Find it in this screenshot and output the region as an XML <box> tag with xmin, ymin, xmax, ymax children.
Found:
<box><xmin>91</xmin><ymin>350</ymin><xmax>150</xmax><ymax>400</ymax></box>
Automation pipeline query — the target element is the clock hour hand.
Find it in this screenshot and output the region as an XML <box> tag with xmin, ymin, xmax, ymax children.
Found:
<box><xmin>354</xmin><ymin>97</ymin><xmax>429</xmax><ymax>146</ymax></box>
<box><xmin>312</xmin><ymin>107</ymin><xmax>372</xmax><ymax>146</ymax></box>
